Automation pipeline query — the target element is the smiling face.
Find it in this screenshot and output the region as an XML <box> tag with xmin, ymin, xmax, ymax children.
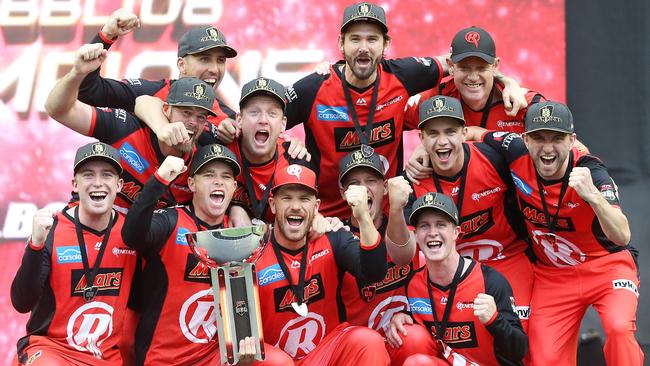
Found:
<box><xmin>73</xmin><ymin>160</ymin><xmax>123</xmax><ymax>218</ymax></box>
<box><xmin>177</xmin><ymin>48</ymin><xmax>228</xmax><ymax>90</ymax></box>
<box><xmin>339</xmin><ymin>22</ymin><xmax>389</xmax><ymax>87</ymax></box>
<box><xmin>340</xmin><ymin>167</ymin><xmax>386</xmax><ymax>223</ymax></box>
<box><xmin>419</xmin><ymin>117</ymin><xmax>466</xmax><ymax>177</ymax></box>
<box><xmin>523</xmin><ymin>130</ymin><xmax>576</xmax><ymax>180</ymax></box>
<box><xmin>163</xmin><ymin>105</ymin><xmax>209</xmax><ymax>154</ymax></box>
<box><xmin>270</xmin><ymin>185</ymin><xmax>319</xmax><ymax>250</ymax></box>
<box><xmin>238</xmin><ymin>94</ymin><xmax>287</xmax><ymax>164</ymax></box>
<box><xmin>189</xmin><ymin>160</ymin><xmax>237</xmax><ymax>225</ymax></box>
<box><xmin>414</xmin><ymin>210</ymin><xmax>459</xmax><ymax>264</ymax></box>
<box><xmin>448</xmin><ymin>56</ymin><xmax>500</xmax><ymax>110</ymax></box>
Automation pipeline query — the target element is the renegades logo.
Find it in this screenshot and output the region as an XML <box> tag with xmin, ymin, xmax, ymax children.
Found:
<box><xmin>334</xmin><ymin>119</ymin><xmax>396</xmax><ymax>152</ymax></box>
<box><xmin>360</xmin><ymin>262</ymin><xmax>411</xmax><ymax>302</ymax></box>
<box><xmin>457</xmin><ymin>208</ymin><xmax>494</xmax><ymax>240</ymax></box>
<box><xmin>423</xmin><ymin>321</ymin><xmax>478</xmax><ymax>348</ymax></box>
<box><xmin>70</xmin><ymin>268</ymin><xmax>122</xmax><ymax>297</ymax></box>
<box><xmin>273</xmin><ymin>274</ymin><xmax>325</xmax><ymax>313</ymax></box>
<box><xmin>519</xmin><ymin>198</ymin><xmax>575</xmax><ymax>231</ymax></box>
<box><xmin>184</xmin><ymin>254</ymin><xmax>212</xmax><ymax>283</ymax></box>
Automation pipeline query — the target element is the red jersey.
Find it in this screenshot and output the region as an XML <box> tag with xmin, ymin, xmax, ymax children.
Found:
<box><xmin>285</xmin><ymin>58</ymin><xmax>443</xmax><ymax>217</ymax></box>
<box><xmin>406</xmin><ymin>260</ymin><xmax>527</xmax><ymax>365</ymax></box>
<box><xmin>338</xmin><ymin>216</ymin><xmax>420</xmax><ymax>335</ymax></box>
<box><xmin>90</xmin><ymin>107</ymin><xmax>195</xmax><ymax>209</ymax></box>
<box><xmin>12</xmin><ymin>210</ymin><xmax>137</xmax><ymax>365</ymax></box>
<box><xmin>255</xmin><ymin>231</ymin><xmax>386</xmax><ymax>360</ymax></box>
<box><xmin>122</xmin><ymin>175</ymin><xmax>230</xmax><ymax>366</ymax></box>
<box><xmin>404</xmin><ymin>77</ymin><xmax>544</xmax><ymax>135</ymax></box>
<box><xmin>410</xmin><ymin>142</ymin><xmax>529</xmax><ymax>262</ymax></box>
<box><xmin>483</xmin><ymin>132</ymin><xmax>633</xmax><ymax>267</ymax></box>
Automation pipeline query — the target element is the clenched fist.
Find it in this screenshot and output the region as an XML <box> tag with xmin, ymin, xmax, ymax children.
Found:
<box><xmin>157</xmin><ymin>156</ymin><xmax>187</xmax><ymax>183</ymax></box>
<box><xmin>568</xmin><ymin>167</ymin><xmax>600</xmax><ymax>204</ymax></box>
<box><xmin>473</xmin><ymin>293</ymin><xmax>497</xmax><ymax>324</ymax></box>
<box><xmin>344</xmin><ymin>184</ymin><xmax>370</xmax><ymax>220</ymax></box>
<box><xmin>101</xmin><ymin>9</ymin><xmax>140</xmax><ymax>40</ymax></box>
<box><xmin>387</xmin><ymin>176</ymin><xmax>412</xmax><ymax>210</ymax></box>
<box><xmin>31</xmin><ymin>209</ymin><xmax>56</xmax><ymax>248</ymax></box>
<box><xmin>74</xmin><ymin>43</ymin><xmax>107</xmax><ymax>76</ymax></box>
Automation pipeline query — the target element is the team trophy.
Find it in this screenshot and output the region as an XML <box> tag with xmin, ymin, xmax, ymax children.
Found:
<box><xmin>186</xmin><ymin>223</ymin><xmax>269</xmax><ymax>365</ymax></box>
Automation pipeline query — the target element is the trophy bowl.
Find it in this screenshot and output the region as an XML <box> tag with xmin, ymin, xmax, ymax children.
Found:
<box><xmin>186</xmin><ymin>223</ymin><xmax>270</xmax><ymax>268</ymax></box>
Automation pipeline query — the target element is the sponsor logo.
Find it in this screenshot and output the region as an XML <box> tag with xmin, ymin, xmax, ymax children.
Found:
<box><xmin>376</xmin><ymin>95</ymin><xmax>403</xmax><ymax>112</ymax></box>
<box><xmin>440</xmin><ymin>296</ymin><xmax>448</xmax><ymax>304</ymax></box>
<box><xmin>515</xmin><ymin>305</ymin><xmax>530</xmax><ymax>320</ymax></box>
<box><xmin>171</xmin><ymin>183</ymin><xmax>192</xmax><ymax>193</ymax></box>
<box><xmin>309</xmin><ymin>248</ymin><xmax>330</xmax><ymax>263</ymax></box>
<box><xmin>94</xmin><ymin>241</ymin><xmax>102</xmax><ymax>251</ymax></box>
<box><xmin>458</xmin><ymin>208</ymin><xmax>494</xmax><ymax>240</ymax></box>
<box><xmin>520</xmin><ymin>199</ymin><xmax>575</xmax><ymax>231</ymax></box>
<box><xmin>471</xmin><ymin>186</ymin><xmax>501</xmax><ymax>201</ymax></box>
<box><xmin>565</xmin><ymin>201</ymin><xmax>580</xmax><ymax>209</ymax></box>
<box><xmin>66</xmin><ymin>302</ymin><xmax>114</xmax><ymax>358</ymax></box>
<box><xmin>276</xmin><ymin>313</ymin><xmax>326</xmax><ymax>359</ymax></box>
<box><xmin>290</xmin><ymin>259</ymin><xmax>301</xmax><ymax>269</ymax></box>
<box><xmin>456</xmin><ymin>301</ymin><xmax>474</xmax><ymax>311</ymax></box>
<box><xmin>409</xmin><ymin>298</ymin><xmax>432</xmax><ymax>314</ymax></box>
<box><xmin>114</xmin><ymin>108</ymin><xmax>127</xmax><ymax>123</ymax></box>
<box><xmin>285</xmin><ymin>86</ymin><xmax>297</xmax><ymax>102</ymax></box>
<box><xmin>496</xmin><ymin>120</ymin><xmax>523</xmax><ymax>129</ymax></box>
<box><xmin>510</xmin><ymin>171</ymin><xmax>533</xmax><ymax>196</ymax></box>
<box><xmin>368</xmin><ymin>295</ymin><xmax>409</xmax><ymax>333</ymax></box>
<box><xmin>274</xmin><ymin>274</ymin><xmax>325</xmax><ymax>313</ymax></box>
<box><xmin>71</xmin><ymin>268</ymin><xmax>123</xmax><ymax>297</ymax></box>
<box><xmin>334</xmin><ymin>119</ymin><xmax>395</xmax><ymax>152</ymax></box>
<box><xmin>258</xmin><ymin>264</ymin><xmax>286</xmax><ymax>286</ymax></box>
<box><xmin>184</xmin><ymin>254</ymin><xmax>211</xmax><ymax>283</ymax></box>
<box><xmin>424</xmin><ymin>321</ymin><xmax>478</xmax><ymax>348</ymax></box>
<box><xmin>316</xmin><ymin>105</ymin><xmax>348</xmax><ymax>121</ymax></box>
<box><xmin>118</xmin><ymin>142</ymin><xmax>150</xmax><ymax>174</ymax></box>
<box><xmin>451</xmin><ymin>186</ymin><xmax>459</xmax><ymax>196</ymax></box>
<box><xmin>612</xmin><ymin>279</ymin><xmax>639</xmax><ymax>298</ymax></box>
<box><xmin>457</xmin><ymin>239</ymin><xmax>505</xmax><ymax>261</ymax></box>
<box><xmin>120</xmin><ymin>181</ymin><xmax>143</xmax><ymax>202</ymax></box>
<box><xmin>356</xmin><ymin>97</ymin><xmax>367</xmax><ymax>105</ymax></box>
<box><xmin>56</xmin><ymin>246</ymin><xmax>82</xmax><ymax>264</ymax></box>
<box><xmin>124</xmin><ymin>78</ymin><xmax>142</xmax><ymax>86</ymax></box>
<box><xmin>112</xmin><ymin>247</ymin><xmax>136</xmax><ymax>256</ymax></box>
<box><xmin>176</xmin><ymin>227</ymin><xmax>190</xmax><ymax>245</ymax></box>
<box><xmin>599</xmin><ymin>184</ymin><xmax>618</xmax><ymax>201</ymax></box>
<box><xmin>361</xmin><ymin>263</ymin><xmax>411</xmax><ymax>301</ymax></box>
<box><xmin>501</xmin><ymin>133</ymin><xmax>519</xmax><ymax>150</ymax></box>
<box><xmin>235</xmin><ymin>300</ymin><xmax>249</xmax><ymax>316</ymax></box>
<box><xmin>530</xmin><ymin>230</ymin><xmax>585</xmax><ymax>267</ymax></box>
<box><xmin>25</xmin><ymin>350</ymin><xmax>42</xmax><ymax>365</ymax></box>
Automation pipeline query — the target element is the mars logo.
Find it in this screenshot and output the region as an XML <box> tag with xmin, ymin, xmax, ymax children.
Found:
<box><xmin>531</xmin><ymin>230</ymin><xmax>585</xmax><ymax>267</ymax></box>
<box><xmin>66</xmin><ymin>301</ymin><xmax>114</xmax><ymax>359</ymax></box>
<box><xmin>184</xmin><ymin>254</ymin><xmax>211</xmax><ymax>283</ymax></box>
<box><xmin>457</xmin><ymin>239</ymin><xmax>505</xmax><ymax>261</ymax></box>
<box><xmin>520</xmin><ymin>199</ymin><xmax>575</xmax><ymax>231</ymax></box>
<box><xmin>425</xmin><ymin>320</ymin><xmax>478</xmax><ymax>348</ymax></box>
<box><xmin>179</xmin><ymin>289</ymin><xmax>217</xmax><ymax>343</ymax></box>
<box><xmin>276</xmin><ymin>312</ymin><xmax>326</xmax><ymax>359</ymax></box>
<box><xmin>458</xmin><ymin>208</ymin><xmax>494</xmax><ymax>240</ymax></box>
<box><xmin>368</xmin><ymin>295</ymin><xmax>409</xmax><ymax>333</ymax></box>
<box><xmin>71</xmin><ymin>268</ymin><xmax>123</xmax><ymax>297</ymax></box>
<box><xmin>274</xmin><ymin>275</ymin><xmax>325</xmax><ymax>313</ymax></box>
<box><xmin>360</xmin><ymin>263</ymin><xmax>411</xmax><ymax>301</ymax></box>
<box><xmin>334</xmin><ymin>119</ymin><xmax>396</xmax><ymax>152</ymax></box>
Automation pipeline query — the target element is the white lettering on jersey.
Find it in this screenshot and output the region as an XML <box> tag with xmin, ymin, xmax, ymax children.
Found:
<box><xmin>276</xmin><ymin>312</ymin><xmax>325</xmax><ymax>359</ymax></box>
<box><xmin>456</xmin><ymin>239</ymin><xmax>505</xmax><ymax>261</ymax></box>
<box><xmin>66</xmin><ymin>301</ymin><xmax>114</xmax><ymax>359</ymax></box>
<box><xmin>531</xmin><ymin>230</ymin><xmax>586</xmax><ymax>267</ymax></box>
<box><xmin>368</xmin><ymin>295</ymin><xmax>408</xmax><ymax>333</ymax></box>
<box><xmin>179</xmin><ymin>289</ymin><xmax>217</xmax><ymax>343</ymax></box>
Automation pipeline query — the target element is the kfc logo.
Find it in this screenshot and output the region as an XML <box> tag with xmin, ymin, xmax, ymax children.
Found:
<box><xmin>179</xmin><ymin>289</ymin><xmax>217</xmax><ymax>343</ymax></box>
<box><xmin>276</xmin><ymin>313</ymin><xmax>326</xmax><ymax>359</ymax></box>
<box><xmin>66</xmin><ymin>302</ymin><xmax>114</xmax><ymax>359</ymax></box>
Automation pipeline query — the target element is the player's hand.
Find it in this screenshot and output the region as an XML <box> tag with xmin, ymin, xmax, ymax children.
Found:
<box><xmin>387</xmin><ymin>176</ymin><xmax>412</xmax><ymax>210</ymax></box>
<box><xmin>235</xmin><ymin>336</ymin><xmax>257</xmax><ymax>365</ymax></box>
<box><xmin>101</xmin><ymin>9</ymin><xmax>140</xmax><ymax>40</ymax></box>
<box><xmin>309</xmin><ymin>214</ymin><xmax>347</xmax><ymax>240</ymax></box>
<box><xmin>405</xmin><ymin>143</ymin><xmax>433</xmax><ymax>185</ymax></box>
<box><xmin>157</xmin><ymin>121</ymin><xmax>191</xmax><ymax>147</ymax></box>
<box><xmin>501</xmin><ymin>80</ymin><xmax>527</xmax><ymax>117</ymax></box>
<box><xmin>345</xmin><ymin>185</ymin><xmax>370</xmax><ymax>220</ymax></box>
<box><xmin>157</xmin><ymin>156</ymin><xmax>187</xmax><ymax>183</ymax></box>
<box><xmin>73</xmin><ymin>43</ymin><xmax>107</xmax><ymax>76</ymax></box>
<box><xmin>229</xmin><ymin>206</ymin><xmax>252</xmax><ymax>227</ymax></box>
<box><xmin>569</xmin><ymin>167</ymin><xmax>600</xmax><ymax>204</ymax></box>
<box><xmin>282</xmin><ymin>133</ymin><xmax>311</xmax><ymax>162</ymax></box>
<box><xmin>473</xmin><ymin>293</ymin><xmax>497</xmax><ymax>324</ymax></box>
<box><xmin>216</xmin><ymin>118</ymin><xmax>240</xmax><ymax>143</ymax></box>
<box><xmin>31</xmin><ymin>209</ymin><xmax>56</xmax><ymax>248</ymax></box>
<box><xmin>313</xmin><ymin>61</ymin><xmax>331</xmax><ymax>75</ymax></box>
<box><xmin>386</xmin><ymin>312</ymin><xmax>414</xmax><ymax>348</ymax></box>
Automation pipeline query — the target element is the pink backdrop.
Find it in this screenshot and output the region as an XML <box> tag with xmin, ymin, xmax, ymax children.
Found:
<box><xmin>0</xmin><ymin>0</ymin><xmax>564</xmax><ymax>363</ymax></box>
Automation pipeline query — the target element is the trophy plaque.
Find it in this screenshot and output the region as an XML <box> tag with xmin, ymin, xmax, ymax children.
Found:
<box><xmin>186</xmin><ymin>223</ymin><xmax>269</xmax><ymax>365</ymax></box>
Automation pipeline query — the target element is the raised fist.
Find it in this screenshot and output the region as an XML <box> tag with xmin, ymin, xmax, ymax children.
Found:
<box><xmin>31</xmin><ymin>209</ymin><xmax>56</xmax><ymax>248</ymax></box>
<box><xmin>74</xmin><ymin>43</ymin><xmax>107</xmax><ymax>76</ymax></box>
<box><xmin>157</xmin><ymin>156</ymin><xmax>187</xmax><ymax>183</ymax></box>
<box><xmin>101</xmin><ymin>9</ymin><xmax>140</xmax><ymax>39</ymax></box>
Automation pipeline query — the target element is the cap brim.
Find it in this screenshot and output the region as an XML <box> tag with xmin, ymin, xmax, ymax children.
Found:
<box><xmin>272</xmin><ymin>182</ymin><xmax>318</xmax><ymax>195</ymax></box>
<box><xmin>74</xmin><ymin>155</ymin><xmax>123</xmax><ymax>175</ymax></box>
<box><xmin>191</xmin><ymin>156</ymin><xmax>241</xmax><ymax>177</ymax></box>
<box><xmin>186</xmin><ymin>44</ymin><xmax>238</xmax><ymax>58</ymax></box>
<box><xmin>168</xmin><ymin>101</ymin><xmax>218</xmax><ymax>117</ymax></box>
<box><xmin>524</xmin><ymin>126</ymin><xmax>574</xmax><ymax>134</ymax></box>
<box><xmin>450</xmin><ymin>51</ymin><xmax>495</xmax><ymax>64</ymax></box>
<box><xmin>418</xmin><ymin>114</ymin><xmax>465</xmax><ymax>129</ymax></box>
<box><xmin>408</xmin><ymin>205</ymin><xmax>458</xmax><ymax>226</ymax></box>
<box><xmin>338</xmin><ymin>163</ymin><xmax>385</xmax><ymax>186</ymax></box>
<box><xmin>240</xmin><ymin>90</ymin><xmax>287</xmax><ymax>111</ymax></box>
<box><xmin>341</xmin><ymin>17</ymin><xmax>388</xmax><ymax>33</ymax></box>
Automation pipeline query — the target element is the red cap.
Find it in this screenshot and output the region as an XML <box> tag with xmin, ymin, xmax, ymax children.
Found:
<box><xmin>272</xmin><ymin>165</ymin><xmax>318</xmax><ymax>194</ymax></box>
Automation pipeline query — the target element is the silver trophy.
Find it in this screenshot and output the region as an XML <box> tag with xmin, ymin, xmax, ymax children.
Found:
<box><xmin>186</xmin><ymin>223</ymin><xmax>269</xmax><ymax>365</ymax></box>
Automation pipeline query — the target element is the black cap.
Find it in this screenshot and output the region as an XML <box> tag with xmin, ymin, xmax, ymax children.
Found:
<box><xmin>167</xmin><ymin>77</ymin><xmax>217</xmax><ymax>117</ymax></box>
<box><xmin>418</xmin><ymin>96</ymin><xmax>465</xmax><ymax>129</ymax></box>
<box><xmin>190</xmin><ymin>144</ymin><xmax>241</xmax><ymax>176</ymax></box>
<box><xmin>409</xmin><ymin>192</ymin><xmax>459</xmax><ymax>226</ymax></box>
<box><xmin>525</xmin><ymin>101</ymin><xmax>574</xmax><ymax>134</ymax></box>
<box><xmin>450</xmin><ymin>26</ymin><xmax>496</xmax><ymax>64</ymax></box>
<box><xmin>341</xmin><ymin>2</ymin><xmax>388</xmax><ymax>33</ymax></box>
<box><xmin>239</xmin><ymin>77</ymin><xmax>287</xmax><ymax>111</ymax></box>
<box><xmin>74</xmin><ymin>142</ymin><xmax>122</xmax><ymax>175</ymax></box>
<box><xmin>177</xmin><ymin>26</ymin><xmax>237</xmax><ymax>58</ymax></box>
<box><xmin>338</xmin><ymin>146</ymin><xmax>387</xmax><ymax>186</ymax></box>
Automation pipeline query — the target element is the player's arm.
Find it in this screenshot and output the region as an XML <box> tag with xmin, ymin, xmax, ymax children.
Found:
<box><xmin>45</xmin><ymin>44</ymin><xmax>106</xmax><ymax>135</ymax></box>
<box><xmin>479</xmin><ymin>265</ymin><xmax>528</xmax><ymax>363</ymax></box>
<box><xmin>122</xmin><ymin>156</ymin><xmax>187</xmax><ymax>255</ymax></box>
<box><xmin>493</xmin><ymin>72</ymin><xmax>527</xmax><ymax>117</ymax></box>
<box><xmin>10</xmin><ymin>209</ymin><xmax>56</xmax><ymax>313</ymax></box>
<box><xmin>571</xmin><ymin>156</ymin><xmax>631</xmax><ymax>246</ymax></box>
<box><xmin>385</xmin><ymin>176</ymin><xmax>417</xmax><ymax>266</ymax></box>
<box><xmin>284</xmin><ymin>73</ymin><xmax>324</xmax><ymax>129</ymax></box>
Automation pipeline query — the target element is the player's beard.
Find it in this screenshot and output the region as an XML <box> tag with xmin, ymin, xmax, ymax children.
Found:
<box><xmin>346</xmin><ymin>53</ymin><xmax>381</xmax><ymax>81</ymax></box>
<box><xmin>275</xmin><ymin>211</ymin><xmax>314</xmax><ymax>248</ymax></box>
<box><xmin>175</xmin><ymin>133</ymin><xmax>199</xmax><ymax>155</ymax></box>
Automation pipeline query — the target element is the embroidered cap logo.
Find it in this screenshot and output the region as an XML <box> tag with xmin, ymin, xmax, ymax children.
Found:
<box><xmin>286</xmin><ymin>165</ymin><xmax>303</xmax><ymax>180</ymax></box>
<box><xmin>465</xmin><ymin>31</ymin><xmax>480</xmax><ymax>48</ymax></box>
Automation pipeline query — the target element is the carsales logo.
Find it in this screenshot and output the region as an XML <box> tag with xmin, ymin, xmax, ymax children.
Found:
<box><xmin>66</xmin><ymin>302</ymin><xmax>114</xmax><ymax>359</ymax></box>
<box><xmin>179</xmin><ymin>289</ymin><xmax>217</xmax><ymax>343</ymax></box>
